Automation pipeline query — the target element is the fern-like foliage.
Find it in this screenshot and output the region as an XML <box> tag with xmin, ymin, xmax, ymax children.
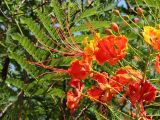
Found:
<box><xmin>11</xmin><ymin>33</ymin><xmax>48</xmax><ymax>61</ymax></box>
<box><xmin>71</xmin><ymin>21</ymin><xmax>110</xmax><ymax>32</ymax></box>
<box><xmin>9</xmin><ymin>52</ymin><xmax>40</xmax><ymax>77</ymax></box>
<box><xmin>36</xmin><ymin>10</ymin><xmax>58</xmax><ymax>40</ymax></box>
<box><xmin>20</xmin><ymin>17</ymin><xmax>54</xmax><ymax>48</ymax></box>
<box><xmin>50</xmin><ymin>0</ymin><xmax>65</xmax><ymax>28</ymax></box>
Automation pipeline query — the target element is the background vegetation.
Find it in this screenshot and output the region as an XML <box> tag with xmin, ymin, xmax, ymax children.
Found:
<box><xmin>0</xmin><ymin>0</ymin><xmax>160</xmax><ymax>119</ymax></box>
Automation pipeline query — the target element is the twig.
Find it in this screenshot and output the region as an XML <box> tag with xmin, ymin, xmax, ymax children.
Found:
<box><xmin>75</xmin><ymin>104</ymin><xmax>91</xmax><ymax>120</ymax></box>
<box><xmin>0</xmin><ymin>92</ymin><xmax>22</xmax><ymax>118</ymax></box>
<box><xmin>60</xmin><ymin>106</ymin><xmax>66</xmax><ymax>120</ymax></box>
<box><xmin>16</xmin><ymin>0</ymin><xmax>26</xmax><ymax>12</ymax></box>
<box><xmin>0</xmin><ymin>8</ymin><xmax>11</xmax><ymax>21</ymax></box>
<box><xmin>32</xmin><ymin>1</ymin><xmax>49</xmax><ymax>11</ymax></box>
<box><xmin>0</xmin><ymin>102</ymin><xmax>13</xmax><ymax>118</ymax></box>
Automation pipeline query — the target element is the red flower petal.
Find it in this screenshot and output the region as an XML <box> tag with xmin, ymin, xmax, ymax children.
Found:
<box><xmin>91</xmin><ymin>72</ymin><xmax>110</xmax><ymax>91</ymax></box>
<box><xmin>113</xmin><ymin>66</ymin><xmax>142</xmax><ymax>86</ymax></box>
<box><xmin>69</xmin><ymin>78</ymin><xmax>84</xmax><ymax>95</ymax></box>
<box><xmin>87</xmin><ymin>87</ymin><xmax>103</xmax><ymax>100</ymax></box>
<box><xmin>140</xmin><ymin>81</ymin><xmax>157</xmax><ymax>104</ymax></box>
<box><xmin>109</xmin><ymin>79</ymin><xmax>123</xmax><ymax>94</ymax></box>
<box><xmin>94</xmin><ymin>35</ymin><xmax>128</xmax><ymax>65</ymax></box>
<box><xmin>94</xmin><ymin>47</ymin><xmax>108</xmax><ymax>64</ymax></box>
<box><xmin>66</xmin><ymin>90</ymin><xmax>81</xmax><ymax>113</ymax></box>
<box><xmin>93</xmin><ymin>73</ymin><xmax>108</xmax><ymax>84</ymax></box>
<box><xmin>128</xmin><ymin>81</ymin><xmax>157</xmax><ymax>108</ymax></box>
<box><xmin>100</xmin><ymin>89</ymin><xmax>113</xmax><ymax>102</ymax></box>
<box><xmin>155</xmin><ymin>55</ymin><xmax>160</xmax><ymax>74</ymax></box>
<box><xmin>152</xmin><ymin>37</ymin><xmax>160</xmax><ymax>50</ymax></box>
<box><xmin>68</xmin><ymin>60</ymin><xmax>89</xmax><ymax>80</ymax></box>
<box><xmin>128</xmin><ymin>82</ymin><xmax>141</xmax><ymax>108</ymax></box>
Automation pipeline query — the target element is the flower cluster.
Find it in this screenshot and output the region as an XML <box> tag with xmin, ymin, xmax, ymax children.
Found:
<box><xmin>29</xmin><ymin>28</ymin><xmax>157</xmax><ymax>119</ymax></box>
<box><xmin>66</xmin><ymin>34</ymin><xmax>128</xmax><ymax>112</ymax></box>
<box><xmin>66</xmin><ymin>33</ymin><xmax>157</xmax><ymax>119</ymax></box>
<box><xmin>143</xmin><ymin>26</ymin><xmax>160</xmax><ymax>74</ymax></box>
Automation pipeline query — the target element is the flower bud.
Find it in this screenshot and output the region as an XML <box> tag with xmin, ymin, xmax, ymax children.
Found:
<box><xmin>111</xmin><ymin>22</ymin><xmax>119</xmax><ymax>32</ymax></box>
<box><xmin>113</xmin><ymin>9</ymin><xmax>119</xmax><ymax>16</ymax></box>
<box><xmin>133</xmin><ymin>18</ymin><xmax>139</xmax><ymax>23</ymax></box>
<box><xmin>104</xmin><ymin>28</ymin><xmax>112</xmax><ymax>35</ymax></box>
<box><xmin>136</xmin><ymin>7</ymin><xmax>143</xmax><ymax>16</ymax></box>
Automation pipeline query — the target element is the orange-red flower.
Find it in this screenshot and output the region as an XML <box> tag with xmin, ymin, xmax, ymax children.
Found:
<box><xmin>66</xmin><ymin>90</ymin><xmax>81</xmax><ymax>113</ymax></box>
<box><xmin>94</xmin><ymin>35</ymin><xmax>128</xmax><ymax>65</ymax></box>
<box><xmin>87</xmin><ymin>73</ymin><xmax>121</xmax><ymax>102</ymax></box>
<box><xmin>87</xmin><ymin>73</ymin><xmax>113</xmax><ymax>102</ymax></box>
<box><xmin>128</xmin><ymin>81</ymin><xmax>157</xmax><ymax>108</ymax></box>
<box><xmin>112</xmin><ymin>66</ymin><xmax>142</xmax><ymax>85</ymax></box>
<box><xmin>155</xmin><ymin>54</ymin><xmax>160</xmax><ymax>74</ymax></box>
<box><xmin>68</xmin><ymin>60</ymin><xmax>90</xmax><ymax>80</ymax></box>
<box><xmin>111</xmin><ymin>66</ymin><xmax>143</xmax><ymax>97</ymax></box>
<box><xmin>66</xmin><ymin>78</ymin><xmax>84</xmax><ymax>112</ymax></box>
<box><xmin>127</xmin><ymin>81</ymin><xmax>156</xmax><ymax>119</ymax></box>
